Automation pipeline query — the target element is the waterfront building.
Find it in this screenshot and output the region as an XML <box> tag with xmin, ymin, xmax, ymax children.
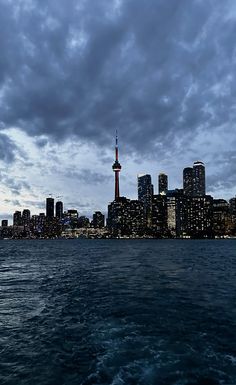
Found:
<box><xmin>184</xmin><ymin>196</ymin><xmax>213</xmax><ymax>238</ymax></box>
<box><xmin>158</xmin><ymin>173</ymin><xmax>168</xmax><ymax>195</ymax></box>
<box><xmin>129</xmin><ymin>200</ymin><xmax>146</xmax><ymax>235</ymax></box>
<box><xmin>212</xmin><ymin>199</ymin><xmax>231</xmax><ymax>236</ymax></box>
<box><xmin>46</xmin><ymin>197</ymin><xmax>54</xmax><ymax>218</ymax></box>
<box><xmin>229</xmin><ymin>197</ymin><xmax>236</xmax><ymax>234</ymax></box>
<box><xmin>31</xmin><ymin>213</ymin><xmax>46</xmax><ymax>235</ymax></box>
<box><xmin>56</xmin><ymin>201</ymin><xmax>63</xmax><ymax>219</ymax></box>
<box><xmin>193</xmin><ymin>161</ymin><xmax>205</xmax><ymax>196</ymax></box>
<box><xmin>183</xmin><ymin>167</ymin><xmax>193</xmax><ymax>196</ymax></box>
<box><xmin>151</xmin><ymin>195</ymin><xmax>168</xmax><ymax>237</ymax></box>
<box><xmin>92</xmin><ymin>211</ymin><xmax>105</xmax><ymax>228</ymax></box>
<box><xmin>107</xmin><ymin>197</ymin><xmax>145</xmax><ymax>236</ymax></box>
<box><xmin>167</xmin><ymin>196</ymin><xmax>176</xmax><ymax>236</ymax></box>
<box><xmin>138</xmin><ymin>174</ymin><xmax>153</xmax><ymax>226</ymax></box>
<box><xmin>13</xmin><ymin>211</ymin><xmax>22</xmax><ymax>226</ymax></box>
<box><xmin>166</xmin><ymin>190</ymin><xmax>213</xmax><ymax>238</ymax></box>
<box><xmin>229</xmin><ymin>197</ymin><xmax>236</xmax><ymax>219</ymax></box>
<box><xmin>78</xmin><ymin>216</ymin><xmax>90</xmax><ymax>228</ymax></box>
<box><xmin>107</xmin><ymin>197</ymin><xmax>130</xmax><ymax>235</ymax></box>
<box><xmin>22</xmin><ymin>209</ymin><xmax>31</xmax><ymax>227</ymax></box>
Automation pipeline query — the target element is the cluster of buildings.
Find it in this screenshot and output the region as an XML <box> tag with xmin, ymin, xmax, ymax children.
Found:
<box><xmin>107</xmin><ymin>134</ymin><xmax>236</xmax><ymax>238</ymax></box>
<box><xmin>108</xmin><ymin>165</ymin><xmax>236</xmax><ymax>238</ymax></box>
<box><xmin>0</xmin><ymin>203</ymin><xmax>105</xmax><ymax>239</ymax></box>
<box><xmin>0</xmin><ymin>134</ymin><xmax>235</xmax><ymax>239</ymax></box>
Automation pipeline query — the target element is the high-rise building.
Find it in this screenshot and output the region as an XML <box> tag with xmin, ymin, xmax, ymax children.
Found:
<box><xmin>13</xmin><ymin>211</ymin><xmax>22</xmax><ymax>226</ymax></box>
<box><xmin>213</xmin><ymin>199</ymin><xmax>231</xmax><ymax>236</ymax></box>
<box><xmin>151</xmin><ymin>195</ymin><xmax>168</xmax><ymax>236</ymax></box>
<box><xmin>190</xmin><ymin>196</ymin><xmax>213</xmax><ymax>237</ymax></box>
<box><xmin>22</xmin><ymin>209</ymin><xmax>31</xmax><ymax>227</ymax></box>
<box><xmin>31</xmin><ymin>213</ymin><xmax>46</xmax><ymax>234</ymax></box>
<box><xmin>229</xmin><ymin>197</ymin><xmax>236</xmax><ymax>218</ymax></box>
<box><xmin>183</xmin><ymin>167</ymin><xmax>193</xmax><ymax>196</ymax></box>
<box><xmin>137</xmin><ymin>174</ymin><xmax>153</xmax><ymax>222</ymax></box>
<box><xmin>229</xmin><ymin>197</ymin><xmax>236</xmax><ymax>234</ymax></box>
<box><xmin>193</xmin><ymin>161</ymin><xmax>205</xmax><ymax>196</ymax></box>
<box><xmin>78</xmin><ymin>216</ymin><xmax>90</xmax><ymax>228</ymax></box>
<box><xmin>129</xmin><ymin>200</ymin><xmax>146</xmax><ymax>235</ymax></box>
<box><xmin>158</xmin><ymin>173</ymin><xmax>168</xmax><ymax>195</ymax></box>
<box><xmin>46</xmin><ymin>197</ymin><xmax>54</xmax><ymax>218</ymax></box>
<box><xmin>92</xmin><ymin>211</ymin><xmax>105</xmax><ymax>228</ymax></box>
<box><xmin>167</xmin><ymin>196</ymin><xmax>176</xmax><ymax>236</ymax></box>
<box><xmin>166</xmin><ymin>189</ymin><xmax>187</xmax><ymax>237</ymax></box>
<box><xmin>56</xmin><ymin>201</ymin><xmax>63</xmax><ymax>219</ymax></box>
<box><xmin>108</xmin><ymin>197</ymin><xmax>145</xmax><ymax>236</ymax></box>
<box><xmin>1</xmin><ymin>220</ymin><xmax>8</xmax><ymax>227</ymax></box>
<box><xmin>112</xmin><ymin>131</ymin><xmax>122</xmax><ymax>200</ymax></box>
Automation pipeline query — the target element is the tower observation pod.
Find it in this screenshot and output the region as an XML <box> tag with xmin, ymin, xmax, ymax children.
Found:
<box><xmin>112</xmin><ymin>131</ymin><xmax>122</xmax><ymax>200</ymax></box>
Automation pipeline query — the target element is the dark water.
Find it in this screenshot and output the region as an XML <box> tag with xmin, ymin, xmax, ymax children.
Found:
<box><xmin>0</xmin><ymin>240</ymin><xmax>236</xmax><ymax>385</ymax></box>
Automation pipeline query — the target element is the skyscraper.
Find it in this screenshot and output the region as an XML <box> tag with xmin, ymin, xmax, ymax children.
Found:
<box><xmin>107</xmin><ymin>197</ymin><xmax>145</xmax><ymax>236</ymax></box>
<box><xmin>229</xmin><ymin>197</ymin><xmax>236</xmax><ymax>218</ymax></box>
<box><xmin>56</xmin><ymin>201</ymin><xmax>63</xmax><ymax>219</ymax></box>
<box><xmin>22</xmin><ymin>209</ymin><xmax>31</xmax><ymax>227</ymax></box>
<box><xmin>183</xmin><ymin>167</ymin><xmax>193</xmax><ymax>196</ymax></box>
<box><xmin>151</xmin><ymin>194</ymin><xmax>168</xmax><ymax>236</ymax></box>
<box><xmin>13</xmin><ymin>211</ymin><xmax>22</xmax><ymax>226</ymax></box>
<box><xmin>138</xmin><ymin>174</ymin><xmax>152</xmax><ymax>225</ymax></box>
<box><xmin>46</xmin><ymin>197</ymin><xmax>54</xmax><ymax>218</ymax></box>
<box><xmin>112</xmin><ymin>131</ymin><xmax>122</xmax><ymax>200</ymax></box>
<box><xmin>92</xmin><ymin>211</ymin><xmax>105</xmax><ymax>228</ymax></box>
<box><xmin>193</xmin><ymin>161</ymin><xmax>205</xmax><ymax>196</ymax></box>
<box><xmin>158</xmin><ymin>173</ymin><xmax>168</xmax><ymax>195</ymax></box>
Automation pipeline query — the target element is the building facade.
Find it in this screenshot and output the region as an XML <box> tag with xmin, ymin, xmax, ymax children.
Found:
<box><xmin>46</xmin><ymin>197</ymin><xmax>54</xmax><ymax>218</ymax></box>
<box><xmin>193</xmin><ymin>161</ymin><xmax>205</xmax><ymax>196</ymax></box>
<box><xmin>158</xmin><ymin>173</ymin><xmax>168</xmax><ymax>195</ymax></box>
<box><xmin>183</xmin><ymin>167</ymin><xmax>193</xmax><ymax>196</ymax></box>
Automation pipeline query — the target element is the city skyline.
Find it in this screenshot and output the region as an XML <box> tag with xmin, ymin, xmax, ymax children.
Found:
<box><xmin>2</xmin><ymin>149</ymin><xmax>236</xmax><ymax>224</ymax></box>
<box><xmin>1</xmin><ymin>132</ymin><xmax>235</xmax><ymax>238</ymax></box>
<box><xmin>1</xmin><ymin>139</ymin><xmax>236</xmax><ymax>224</ymax></box>
<box><xmin>0</xmin><ymin>1</ymin><xmax>236</xmax><ymax>220</ymax></box>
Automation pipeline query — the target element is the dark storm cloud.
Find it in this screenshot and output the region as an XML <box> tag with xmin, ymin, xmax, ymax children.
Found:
<box><xmin>207</xmin><ymin>151</ymin><xmax>236</xmax><ymax>193</ymax></box>
<box><xmin>64</xmin><ymin>168</ymin><xmax>112</xmax><ymax>185</ymax></box>
<box><xmin>0</xmin><ymin>133</ymin><xmax>18</xmax><ymax>163</ymax></box>
<box><xmin>0</xmin><ymin>0</ymin><xmax>236</xmax><ymax>155</ymax></box>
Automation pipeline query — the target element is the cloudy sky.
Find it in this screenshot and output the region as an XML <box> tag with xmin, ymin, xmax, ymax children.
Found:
<box><xmin>0</xmin><ymin>0</ymin><xmax>236</xmax><ymax>221</ymax></box>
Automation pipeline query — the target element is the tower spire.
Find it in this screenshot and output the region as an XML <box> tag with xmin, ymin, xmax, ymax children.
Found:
<box><xmin>112</xmin><ymin>130</ymin><xmax>122</xmax><ymax>200</ymax></box>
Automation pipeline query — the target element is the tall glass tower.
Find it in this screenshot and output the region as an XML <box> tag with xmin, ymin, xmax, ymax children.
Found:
<box><xmin>183</xmin><ymin>167</ymin><xmax>193</xmax><ymax>196</ymax></box>
<box><xmin>193</xmin><ymin>161</ymin><xmax>205</xmax><ymax>196</ymax></box>
<box><xmin>56</xmin><ymin>201</ymin><xmax>63</xmax><ymax>219</ymax></box>
<box><xmin>138</xmin><ymin>174</ymin><xmax>153</xmax><ymax>226</ymax></box>
<box><xmin>46</xmin><ymin>197</ymin><xmax>54</xmax><ymax>218</ymax></box>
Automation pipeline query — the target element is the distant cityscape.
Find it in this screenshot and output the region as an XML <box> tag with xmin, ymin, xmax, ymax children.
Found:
<box><xmin>1</xmin><ymin>134</ymin><xmax>236</xmax><ymax>239</ymax></box>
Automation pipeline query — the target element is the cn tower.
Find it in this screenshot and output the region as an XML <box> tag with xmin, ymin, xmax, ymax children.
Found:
<box><xmin>112</xmin><ymin>130</ymin><xmax>122</xmax><ymax>200</ymax></box>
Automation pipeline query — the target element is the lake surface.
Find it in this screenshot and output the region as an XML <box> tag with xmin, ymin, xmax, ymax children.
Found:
<box><xmin>0</xmin><ymin>239</ymin><xmax>236</xmax><ymax>385</ymax></box>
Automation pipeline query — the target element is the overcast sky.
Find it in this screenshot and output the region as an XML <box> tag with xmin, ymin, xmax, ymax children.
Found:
<box><xmin>0</xmin><ymin>0</ymin><xmax>236</xmax><ymax>221</ymax></box>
